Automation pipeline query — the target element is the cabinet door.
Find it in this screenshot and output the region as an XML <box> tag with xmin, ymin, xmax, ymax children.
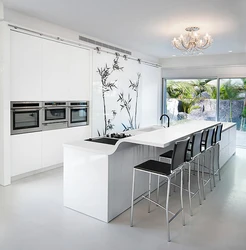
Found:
<box><xmin>67</xmin><ymin>47</ymin><xmax>91</xmax><ymax>100</ymax></box>
<box><xmin>10</xmin><ymin>32</ymin><xmax>42</xmax><ymax>101</ymax></box>
<box><xmin>42</xmin><ymin>126</ymin><xmax>90</xmax><ymax>168</ymax></box>
<box><xmin>11</xmin><ymin>132</ymin><xmax>42</xmax><ymax>177</ymax></box>
<box><xmin>42</xmin><ymin>40</ymin><xmax>91</xmax><ymax>101</ymax></box>
<box><xmin>42</xmin><ymin>129</ymin><xmax>66</xmax><ymax>168</ymax></box>
<box><xmin>42</xmin><ymin>39</ymin><xmax>70</xmax><ymax>100</ymax></box>
<box><xmin>64</xmin><ymin>126</ymin><xmax>91</xmax><ymax>143</ymax></box>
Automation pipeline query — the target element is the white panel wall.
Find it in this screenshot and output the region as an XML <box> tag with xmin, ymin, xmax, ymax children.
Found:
<box><xmin>10</xmin><ymin>32</ymin><xmax>42</xmax><ymax>101</ymax></box>
<box><xmin>0</xmin><ymin>1</ymin><xmax>4</xmax><ymax>21</ymax></box>
<box><xmin>10</xmin><ymin>32</ymin><xmax>91</xmax><ymax>101</ymax></box>
<box><xmin>140</xmin><ymin>64</ymin><xmax>162</xmax><ymax>127</ymax></box>
<box><xmin>1</xmin><ymin>9</ymin><xmax>161</xmax><ymax>184</ymax></box>
<box><xmin>42</xmin><ymin>39</ymin><xmax>69</xmax><ymax>100</ymax></box>
<box><xmin>42</xmin><ymin>126</ymin><xmax>90</xmax><ymax>169</ymax></box>
<box><xmin>0</xmin><ymin>21</ymin><xmax>11</xmax><ymax>186</ymax></box>
<box><xmin>91</xmin><ymin>51</ymin><xmax>162</xmax><ymax>137</ymax></box>
<box><xmin>9</xmin><ymin>31</ymin><xmax>92</xmax><ymax>178</ymax></box>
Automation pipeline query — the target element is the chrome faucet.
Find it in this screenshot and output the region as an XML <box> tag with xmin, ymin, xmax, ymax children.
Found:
<box><xmin>160</xmin><ymin>114</ymin><xmax>170</xmax><ymax>127</ymax></box>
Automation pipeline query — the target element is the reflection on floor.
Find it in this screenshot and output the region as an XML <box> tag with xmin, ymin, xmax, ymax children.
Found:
<box><xmin>0</xmin><ymin>148</ymin><xmax>246</xmax><ymax>250</ymax></box>
<box><xmin>236</xmin><ymin>131</ymin><xmax>246</xmax><ymax>148</ymax></box>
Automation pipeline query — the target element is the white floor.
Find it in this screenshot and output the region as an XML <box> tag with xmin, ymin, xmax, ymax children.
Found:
<box><xmin>236</xmin><ymin>131</ymin><xmax>246</xmax><ymax>148</ymax></box>
<box><xmin>0</xmin><ymin>148</ymin><xmax>246</xmax><ymax>250</ymax></box>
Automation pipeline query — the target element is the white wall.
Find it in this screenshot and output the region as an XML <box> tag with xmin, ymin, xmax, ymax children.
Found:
<box><xmin>4</xmin><ymin>8</ymin><xmax>160</xmax><ymax>64</ymax></box>
<box><xmin>0</xmin><ymin>1</ymin><xmax>4</xmax><ymax>20</ymax></box>
<box><xmin>161</xmin><ymin>53</ymin><xmax>246</xmax><ymax>78</ymax></box>
<box><xmin>0</xmin><ymin>21</ymin><xmax>11</xmax><ymax>185</ymax></box>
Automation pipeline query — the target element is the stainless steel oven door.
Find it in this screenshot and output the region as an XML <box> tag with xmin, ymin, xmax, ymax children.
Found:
<box><xmin>43</xmin><ymin>107</ymin><xmax>68</xmax><ymax>124</ymax></box>
<box><xmin>11</xmin><ymin>108</ymin><xmax>42</xmax><ymax>135</ymax></box>
<box><xmin>68</xmin><ymin>107</ymin><xmax>89</xmax><ymax>127</ymax></box>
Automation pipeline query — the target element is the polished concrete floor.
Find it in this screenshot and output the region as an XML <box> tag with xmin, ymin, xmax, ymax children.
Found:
<box><xmin>0</xmin><ymin>148</ymin><xmax>246</xmax><ymax>250</ymax></box>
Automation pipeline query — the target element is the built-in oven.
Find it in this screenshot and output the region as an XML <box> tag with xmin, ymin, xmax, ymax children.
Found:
<box><xmin>42</xmin><ymin>101</ymin><xmax>68</xmax><ymax>130</ymax></box>
<box><xmin>11</xmin><ymin>101</ymin><xmax>42</xmax><ymax>135</ymax></box>
<box><xmin>68</xmin><ymin>101</ymin><xmax>89</xmax><ymax>127</ymax></box>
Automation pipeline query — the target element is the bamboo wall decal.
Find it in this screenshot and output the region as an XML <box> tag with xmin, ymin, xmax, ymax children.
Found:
<box><xmin>97</xmin><ymin>55</ymin><xmax>123</xmax><ymax>135</ymax></box>
<box><xmin>117</xmin><ymin>92</ymin><xmax>134</xmax><ymax>129</ymax></box>
<box><xmin>129</xmin><ymin>73</ymin><xmax>141</xmax><ymax>129</ymax></box>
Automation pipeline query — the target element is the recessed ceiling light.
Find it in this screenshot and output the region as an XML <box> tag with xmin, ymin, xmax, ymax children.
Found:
<box><xmin>228</xmin><ymin>50</ymin><xmax>232</xmax><ymax>53</ymax></box>
<box><xmin>172</xmin><ymin>55</ymin><xmax>176</xmax><ymax>57</ymax></box>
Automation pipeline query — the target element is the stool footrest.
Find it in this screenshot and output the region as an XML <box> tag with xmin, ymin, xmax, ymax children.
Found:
<box><xmin>142</xmin><ymin>195</ymin><xmax>175</xmax><ymax>216</ymax></box>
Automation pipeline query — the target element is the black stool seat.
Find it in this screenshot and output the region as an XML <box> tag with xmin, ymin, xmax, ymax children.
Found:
<box><xmin>160</xmin><ymin>150</ymin><xmax>173</xmax><ymax>158</ymax></box>
<box><xmin>134</xmin><ymin>160</ymin><xmax>171</xmax><ymax>176</ymax></box>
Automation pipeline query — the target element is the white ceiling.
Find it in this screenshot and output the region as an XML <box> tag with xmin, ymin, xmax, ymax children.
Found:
<box><xmin>3</xmin><ymin>0</ymin><xmax>246</xmax><ymax>59</ymax></box>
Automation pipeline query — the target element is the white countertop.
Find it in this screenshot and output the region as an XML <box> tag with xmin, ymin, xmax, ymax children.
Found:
<box><xmin>63</xmin><ymin>120</ymin><xmax>236</xmax><ymax>155</ymax></box>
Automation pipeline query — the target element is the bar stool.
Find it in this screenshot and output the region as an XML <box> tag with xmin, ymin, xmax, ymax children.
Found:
<box><xmin>186</xmin><ymin>131</ymin><xmax>203</xmax><ymax>215</ymax></box>
<box><xmin>130</xmin><ymin>137</ymin><xmax>190</xmax><ymax>242</ymax></box>
<box><xmin>201</xmin><ymin>127</ymin><xmax>215</xmax><ymax>200</ymax></box>
<box><xmin>212</xmin><ymin>123</ymin><xmax>223</xmax><ymax>186</ymax></box>
<box><xmin>158</xmin><ymin>131</ymin><xmax>203</xmax><ymax>216</ymax></box>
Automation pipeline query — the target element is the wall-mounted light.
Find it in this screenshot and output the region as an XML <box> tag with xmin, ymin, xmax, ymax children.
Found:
<box><xmin>96</xmin><ymin>47</ymin><xmax>101</xmax><ymax>54</ymax></box>
<box><xmin>115</xmin><ymin>52</ymin><xmax>120</xmax><ymax>57</ymax></box>
<box><xmin>123</xmin><ymin>55</ymin><xmax>128</xmax><ymax>61</ymax></box>
<box><xmin>137</xmin><ymin>59</ymin><xmax>141</xmax><ymax>64</ymax></box>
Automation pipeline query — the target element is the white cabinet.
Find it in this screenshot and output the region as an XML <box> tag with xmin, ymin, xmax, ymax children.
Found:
<box><xmin>42</xmin><ymin>129</ymin><xmax>66</xmax><ymax>168</ymax></box>
<box><xmin>11</xmin><ymin>132</ymin><xmax>42</xmax><ymax>177</ymax></box>
<box><xmin>10</xmin><ymin>32</ymin><xmax>42</xmax><ymax>101</ymax></box>
<box><xmin>220</xmin><ymin>125</ymin><xmax>236</xmax><ymax>167</ymax></box>
<box><xmin>10</xmin><ymin>31</ymin><xmax>91</xmax><ymax>101</ymax></box>
<box><xmin>66</xmin><ymin>46</ymin><xmax>90</xmax><ymax>100</ymax></box>
<box><xmin>42</xmin><ymin>40</ymin><xmax>70</xmax><ymax>100</ymax></box>
<box><xmin>42</xmin><ymin>39</ymin><xmax>90</xmax><ymax>101</ymax></box>
<box><xmin>42</xmin><ymin>126</ymin><xmax>90</xmax><ymax>168</ymax></box>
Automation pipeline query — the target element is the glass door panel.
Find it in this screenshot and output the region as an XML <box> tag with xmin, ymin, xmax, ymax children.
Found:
<box><xmin>165</xmin><ymin>79</ymin><xmax>217</xmax><ymax>124</ymax></box>
<box><xmin>219</xmin><ymin>78</ymin><xmax>246</xmax><ymax>148</ymax></box>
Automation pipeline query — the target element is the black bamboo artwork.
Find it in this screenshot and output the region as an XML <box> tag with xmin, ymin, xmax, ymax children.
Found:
<box><xmin>119</xmin><ymin>73</ymin><xmax>141</xmax><ymax>130</ymax></box>
<box><xmin>97</xmin><ymin>55</ymin><xmax>123</xmax><ymax>135</ymax></box>
<box><xmin>129</xmin><ymin>73</ymin><xmax>141</xmax><ymax>129</ymax></box>
<box><xmin>117</xmin><ymin>92</ymin><xmax>134</xmax><ymax>130</ymax></box>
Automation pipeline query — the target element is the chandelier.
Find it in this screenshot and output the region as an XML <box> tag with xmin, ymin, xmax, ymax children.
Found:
<box><xmin>172</xmin><ymin>27</ymin><xmax>213</xmax><ymax>54</ymax></box>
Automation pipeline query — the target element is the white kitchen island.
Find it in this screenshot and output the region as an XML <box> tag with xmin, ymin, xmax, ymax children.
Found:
<box><xmin>63</xmin><ymin>120</ymin><xmax>236</xmax><ymax>222</ymax></box>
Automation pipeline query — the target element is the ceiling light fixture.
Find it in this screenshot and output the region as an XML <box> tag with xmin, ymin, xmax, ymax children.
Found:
<box><xmin>172</xmin><ymin>27</ymin><xmax>213</xmax><ymax>55</ymax></box>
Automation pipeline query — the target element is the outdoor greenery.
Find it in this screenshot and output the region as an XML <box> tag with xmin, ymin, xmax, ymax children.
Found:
<box><xmin>167</xmin><ymin>79</ymin><xmax>246</xmax><ymax>128</ymax></box>
<box><xmin>219</xmin><ymin>80</ymin><xmax>243</xmax><ymax>122</ymax></box>
<box><xmin>167</xmin><ymin>79</ymin><xmax>216</xmax><ymax>114</ymax></box>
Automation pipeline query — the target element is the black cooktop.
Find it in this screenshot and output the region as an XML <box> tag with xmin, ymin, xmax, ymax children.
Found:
<box><xmin>85</xmin><ymin>133</ymin><xmax>131</xmax><ymax>145</ymax></box>
<box><xmin>107</xmin><ymin>133</ymin><xmax>131</xmax><ymax>139</ymax></box>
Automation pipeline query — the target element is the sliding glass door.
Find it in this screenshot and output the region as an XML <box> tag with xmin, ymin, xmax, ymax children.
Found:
<box><xmin>219</xmin><ymin>78</ymin><xmax>246</xmax><ymax>147</ymax></box>
<box><xmin>163</xmin><ymin>77</ymin><xmax>246</xmax><ymax>148</ymax></box>
<box><xmin>165</xmin><ymin>79</ymin><xmax>217</xmax><ymax>124</ymax></box>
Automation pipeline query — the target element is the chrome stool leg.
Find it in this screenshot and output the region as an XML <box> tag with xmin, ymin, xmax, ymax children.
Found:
<box><xmin>209</xmin><ymin>149</ymin><xmax>213</xmax><ymax>192</ymax></box>
<box><xmin>180</xmin><ymin>168</ymin><xmax>185</xmax><ymax>226</ymax></box>
<box><xmin>166</xmin><ymin>178</ymin><xmax>171</xmax><ymax>242</ymax></box>
<box><xmin>202</xmin><ymin>153</ymin><xmax>206</xmax><ymax>200</ymax></box>
<box><xmin>218</xmin><ymin>143</ymin><xmax>221</xmax><ymax>181</ymax></box>
<box><xmin>212</xmin><ymin>146</ymin><xmax>216</xmax><ymax>187</ymax></box>
<box><xmin>197</xmin><ymin>157</ymin><xmax>202</xmax><ymax>205</ymax></box>
<box><xmin>174</xmin><ymin>172</ymin><xmax>177</xmax><ymax>192</ymax></box>
<box><xmin>157</xmin><ymin>176</ymin><xmax>160</xmax><ymax>204</ymax></box>
<box><xmin>188</xmin><ymin>162</ymin><xmax>193</xmax><ymax>216</ymax></box>
<box><xmin>148</xmin><ymin>173</ymin><xmax>151</xmax><ymax>213</ymax></box>
<box><xmin>130</xmin><ymin>169</ymin><xmax>136</xmax><ymax>227</ymax></box>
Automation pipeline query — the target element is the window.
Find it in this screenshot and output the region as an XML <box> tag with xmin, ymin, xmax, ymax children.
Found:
<box><xmin>165</xmin><ymin>79</ymin><xmax>217</xmax><ymax>124</ymax></box>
